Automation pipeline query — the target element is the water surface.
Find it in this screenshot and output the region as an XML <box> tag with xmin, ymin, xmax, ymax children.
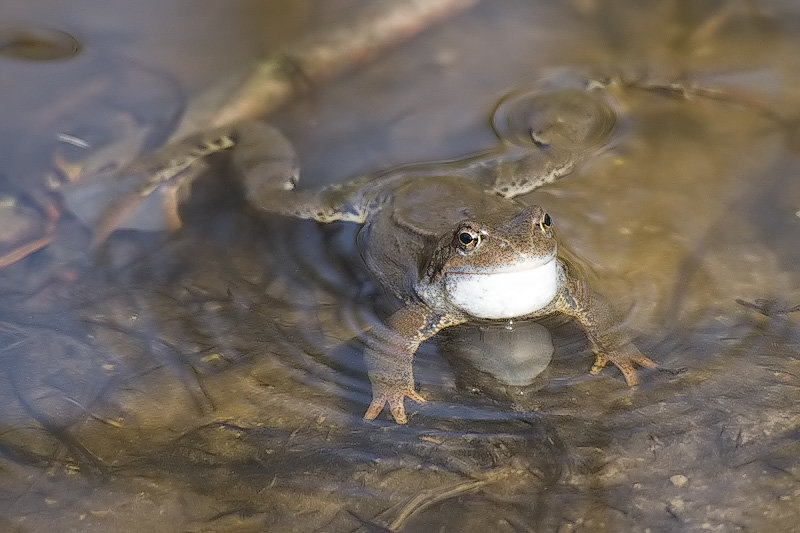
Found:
<box><xmin>1</xmin><ymin>1</ymin><xmax>798</xmax><ymax>531</ymax></box>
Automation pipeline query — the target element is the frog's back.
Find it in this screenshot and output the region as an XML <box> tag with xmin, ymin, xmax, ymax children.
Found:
<box><xmin>389</xmin><ymin>176</ymin><xmax>518</xmax><ymax>236</ymax></box>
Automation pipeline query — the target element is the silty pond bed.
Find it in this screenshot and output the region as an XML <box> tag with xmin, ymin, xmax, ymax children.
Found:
<box><xmin>0</xmin><ymin>1</ymin><xmax>798</xmax><ymax>531</ymax></box>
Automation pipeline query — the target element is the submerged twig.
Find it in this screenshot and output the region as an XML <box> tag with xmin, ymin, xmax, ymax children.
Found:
<box><xmin>365</xmin><ymin>467</ymin><xmax>520</xmax><ymax>531</ymax></box>
<box><xmin>0</xmin><ymin>233</ymin><xmax>53</xmax><ymax>268</ymax></box>
<box><xmin>618</xmin><ymin>77</ymin><xmax>785</xmax><ymax>125</ymax></box>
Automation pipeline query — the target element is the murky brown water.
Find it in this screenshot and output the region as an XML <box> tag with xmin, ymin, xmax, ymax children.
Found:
<box><xmin>1</xmin><ymin>1</ymin><xmax>799</xmax><ymax>531</ymax></box>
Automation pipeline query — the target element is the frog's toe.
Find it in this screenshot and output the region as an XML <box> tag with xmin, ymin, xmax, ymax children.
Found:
<box><xmin>363</xmin><ymin>390</ymin><xmax>425</xmax><ymax>424</ymax></box>
<box><xmin>406</xmin><ymin>390</ymin><xmax>426</xmax><ymax>404</ymax></box>
<box><xmin>613</xmin><ymin>354</ymin><xmax>657</xmax><ymax>386</ymax></box>
<box><xmin>591</xmin><ymin>346</ymin><xmax>657</xmax><ymax>385</ymax></box>
<box><xmin>617</xmin><ymin>362</ymin><xmax>641</xmax><ymax>386</ymax></box>
<box><xmin>387</xmin><ymin>398</ymin><xmax>408</xmax><ymax>425</ymax></box>
<box><xmin>363</xmin><ymin>397</ymin><xmax>388</xmax><ymax>422</ymax></box>
<box><xmin>633</xmin><ymin>354</ymin><xmax>658</xmax><ymax>369</ymax></box>
<box><xmin>590</xmin><ymin>353</ymin><xmax>610</xmax><ymax>375</ymax></box>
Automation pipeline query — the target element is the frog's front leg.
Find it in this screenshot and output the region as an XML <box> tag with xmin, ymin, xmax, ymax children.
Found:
<box><xmin>556</xmin><ymin>275</ymin><xmax>656</xmax><ymax>385</ymax></box>
<box><xmin>362</xmin><ymin>303</ymin><xmax>463</xmax><ymax>424</ymax></box>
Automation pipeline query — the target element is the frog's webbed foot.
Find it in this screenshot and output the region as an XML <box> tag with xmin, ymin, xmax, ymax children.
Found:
<box><xmin>558</xmin><ymin>277</ymin><xmax>657</xmax><ymax>386</ymax></box>
<box><xmin>590</xmin><ymin>342</ymin><xmax>657</xmax><ymax>386</ymax></box>
<box><xmin>363</xmin><ymin>381</ymin><xmax>426</xmax><ymax>424</ymax></box>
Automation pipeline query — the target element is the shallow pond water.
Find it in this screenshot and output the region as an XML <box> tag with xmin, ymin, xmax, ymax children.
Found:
<box><xmin>1</xmin><ymin>1</ymin><xmax>799</xmax><ymax>531</ymax></box>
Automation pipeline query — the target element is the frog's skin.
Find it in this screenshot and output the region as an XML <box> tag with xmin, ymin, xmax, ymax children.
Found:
<box><xmin>244</xmin><ymin>87</ymin><xmax>656</xmax><ymax>424</ymax></box>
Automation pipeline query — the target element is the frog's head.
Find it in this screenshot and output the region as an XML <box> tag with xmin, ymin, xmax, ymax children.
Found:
<box><xmin>422</xmin><ymin>205</ymin><xmax>559</xmax><ymax>319</ymax></box>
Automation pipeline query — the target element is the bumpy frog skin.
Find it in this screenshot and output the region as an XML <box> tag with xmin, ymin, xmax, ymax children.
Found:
<box><xmin>243</xmin><ymin>86</ymin><xmax>656</xmax><ymax>424</ymax></box>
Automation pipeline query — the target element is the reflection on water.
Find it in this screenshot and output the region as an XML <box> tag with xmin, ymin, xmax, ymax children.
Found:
<box><xmin>1</xmin><ymin>1</ymin><xmax>799</xmax><ymax>531</ymax></box>
<box><xmin>0</xmin><ymin>27</ymin><xmax>81</xmax><ymax>61</ymax></box>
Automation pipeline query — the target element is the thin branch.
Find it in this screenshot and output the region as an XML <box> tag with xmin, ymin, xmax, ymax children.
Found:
<box><xmin>210</xmin><ymin>0</ymin><xmax>482</xmax><ymax>128</ymax></box>
<box><xmin>376</xmin><ymin>467</ymin><xmax>520</xmax><ymax>531</ymax></box>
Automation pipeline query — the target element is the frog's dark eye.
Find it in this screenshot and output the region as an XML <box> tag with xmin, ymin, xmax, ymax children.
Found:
<box><xmin>537</xmin><ymin>212</ymin><xmax>552</xmax><ymax>233</ymax></box>
<box><xmin>455</xmin><ymin>227</ymin><xmax>481</xmax><ymax>252</ymax></box>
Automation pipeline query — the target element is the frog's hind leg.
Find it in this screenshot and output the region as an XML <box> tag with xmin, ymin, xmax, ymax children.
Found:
<box><xmin>241</xmin><ymin>173</ymin><xmax>376</xmax><ymax>224</ymax></box>
<box><xmin>240</xmin><ymin>140</ymin><xmax>497</xmax><ymax>224</ymax></box>
<box><xmin>231</xmin><ymin>121</ymin><xmax>372</xmax><ymax>223</ymax></box>
<box><xmin>483</xmin><ymin>85</ymin><xmax>621</xmax><ymax>199</ymax></box>
<box><xmin>476</xmin><ymin>144</ymin><xmax>580</xmax><ymax>199</ymax></box>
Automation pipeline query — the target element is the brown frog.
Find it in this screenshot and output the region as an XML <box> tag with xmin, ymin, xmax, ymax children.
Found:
<box><xmin>241</xmin><ymin>87</ymin><xmax>656</xmax><ymax>423</ymax></box>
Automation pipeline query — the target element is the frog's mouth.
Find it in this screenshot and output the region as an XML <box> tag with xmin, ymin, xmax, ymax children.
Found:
<box><xmin>443</xmin><ymin>256</ymin><xmax>558</xmax><ymax>319</ymax></box>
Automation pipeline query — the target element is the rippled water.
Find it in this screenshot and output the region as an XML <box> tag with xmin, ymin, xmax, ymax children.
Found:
<box><xmin>1</xmin><ymin>1</ymin><xmax>799</xmax><ymax>531</ymax></box>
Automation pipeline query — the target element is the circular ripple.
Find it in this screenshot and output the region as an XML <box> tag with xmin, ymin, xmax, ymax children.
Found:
<box><xmin>492</xmin><ymin>87</ymin><xmax>618</xmax><ymax>151</ymax></box>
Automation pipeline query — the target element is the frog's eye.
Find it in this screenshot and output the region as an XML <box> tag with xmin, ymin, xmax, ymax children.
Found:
<box><xmin>539</xmin><ymin>213</ymin><xmax>552</xmax><ymax>232</ymax></box>
<box><xmin>455</xmin><ymin>227</ymin><xmax>481</xmax><ymax>252</ymax></box>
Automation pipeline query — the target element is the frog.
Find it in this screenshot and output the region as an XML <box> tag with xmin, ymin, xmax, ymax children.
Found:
<box><xmin>238</xmin><ymin>85</ymin><xmax>656</xmax><ymax>424</ymax></box>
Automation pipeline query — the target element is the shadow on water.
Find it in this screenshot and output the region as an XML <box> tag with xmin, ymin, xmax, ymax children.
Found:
<box><xmin>1</xmin><ymin>1</ymin><xmax>799</xmax><ymax>531</ymax></box>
